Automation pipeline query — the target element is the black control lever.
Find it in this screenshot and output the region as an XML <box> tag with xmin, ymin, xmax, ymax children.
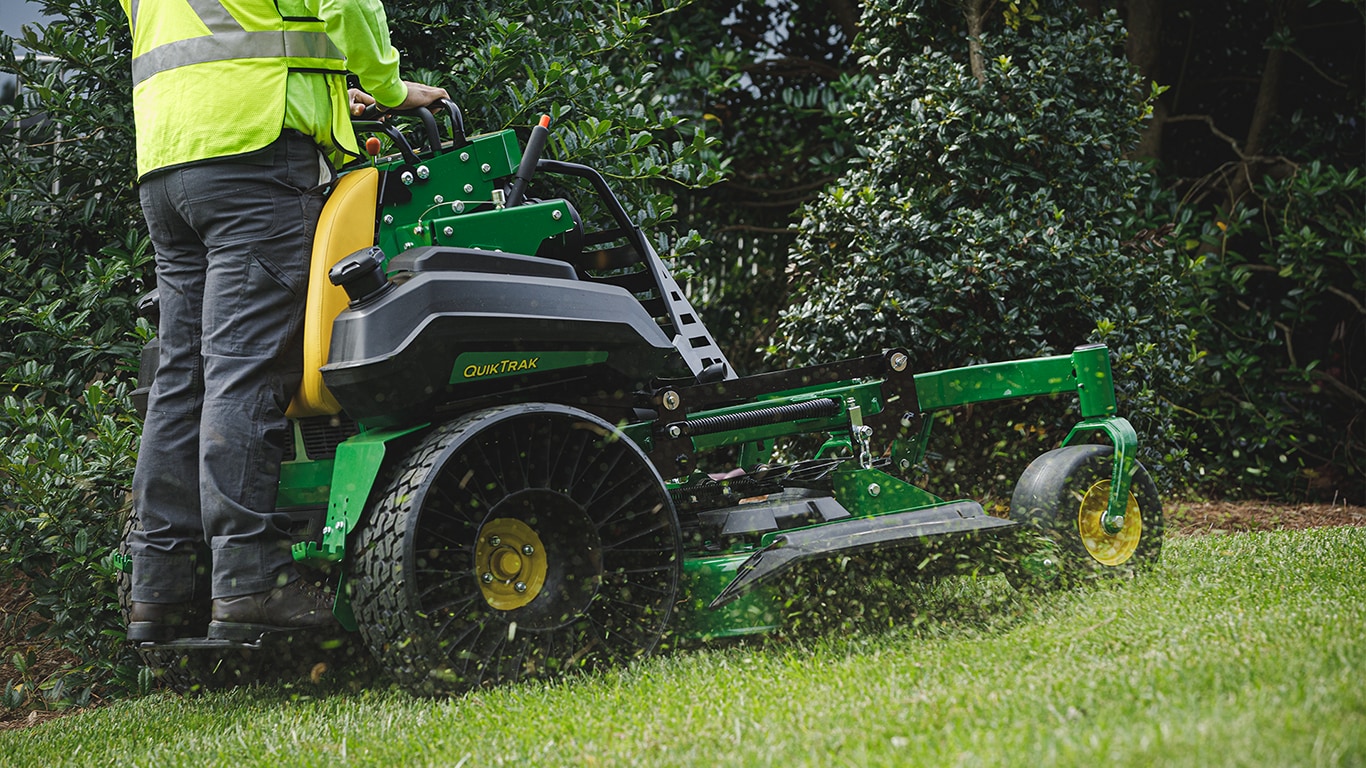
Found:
<box><xmin>505</xmin><ymin>115</ymin><xmax>551</xmax><ymax>208</ymax></box>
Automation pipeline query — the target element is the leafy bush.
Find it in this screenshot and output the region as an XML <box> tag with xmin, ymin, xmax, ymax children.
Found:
<box><xmin>1177</xmin><ymin>162</ymin><xmax>1364</xmax><ymax>501</ymax></box>
<box><xmin>771</xmin><ymin>2</ymin><xmax>1193</xmax><ymax>498</ymax></box>
<box><xmin>1</xmin><ymin>0</ymin><xmax>149</xmax><ymax>710</ymax></box>
<box><xmin>0</xmin><ymin>381</ymin><xmax>145</xmax><ymax>710</ymax></box>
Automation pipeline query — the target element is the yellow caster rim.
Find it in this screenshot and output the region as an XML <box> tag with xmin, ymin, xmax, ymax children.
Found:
<box><xmin>475</xmin><ymin>518</ymin><xmax>548</xmax><ymax>610</ymax></box>
<box><xmin>1076</xmin><ymin>480</ymin><xmax>1143</xmax><ymax>566</ymax></box>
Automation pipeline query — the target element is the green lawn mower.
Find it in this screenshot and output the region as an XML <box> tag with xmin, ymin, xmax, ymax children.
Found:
<box><xmin>120</xmin><ymin>103</ymin><xmax>1163</xmax><ymax>695</ymax></box>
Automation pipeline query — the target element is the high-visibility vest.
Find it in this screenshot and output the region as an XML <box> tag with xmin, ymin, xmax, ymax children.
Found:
<box><xmin>121</xmin><ymin>0</ymin><xmax>357</xmax><ymax>177</ymax></box>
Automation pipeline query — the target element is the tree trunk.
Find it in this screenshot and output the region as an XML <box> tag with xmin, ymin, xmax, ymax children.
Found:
<box><xmin>964</xmin><ymin>0</ymin><xmax>987</xmax><ymax>84</ymax></box>
<box><xmin>1127</xmin><ymin>0</ymin><xmax>1165</xmax><ymax>160</ymax></box>
<box><xmin>1242</xmin><ymin>21</ymin><xmax>1288</xmax><ymax>158</ymax></box>
<box><xmin>1227</xmin><ymin>0</ymin><xmax>1298</xmax><ymax>205</ymax></box>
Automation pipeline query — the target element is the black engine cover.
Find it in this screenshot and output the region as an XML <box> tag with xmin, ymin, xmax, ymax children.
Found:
<box><xmin>320</xmin><ymin>259</ymin><xmax>688</xmax><ymax>425</ymax></box>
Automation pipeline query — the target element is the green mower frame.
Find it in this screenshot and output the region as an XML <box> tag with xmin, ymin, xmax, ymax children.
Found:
<box><xmin>121</xmin><ymin>103</ymin><xmax>1163</xmax><ymax>695</ymax></box>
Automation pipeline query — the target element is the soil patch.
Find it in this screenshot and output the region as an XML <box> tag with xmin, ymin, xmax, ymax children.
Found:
<box><xmin>0</xmin><ymin>575</ymin><xmax>84</xmax><ymax>731</ymax></box>
<box><xmin>1166</xmin><ymin>500</ymin><xmax>1366</xmax><ymax>536</ymax></box>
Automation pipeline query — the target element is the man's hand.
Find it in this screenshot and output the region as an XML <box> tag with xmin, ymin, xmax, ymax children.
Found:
<box><xmin>389</xmin><ymin>81</ymin><xmax>451</xmax><ymax>111</ymax></box>
<box><xmin>350</xmin><ymin>82</ymin><xmax>451</xmax><ymax>117</ymax></box>
<box><xmin>348</xmin><ymin>88</ymin><xmax>376</xmax><ymax>117</ymax></box>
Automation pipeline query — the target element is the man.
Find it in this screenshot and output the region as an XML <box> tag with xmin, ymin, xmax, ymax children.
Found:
<box><xmin>121</xmin><ymin>0</ymin><xmax>448</xmax><ymax>643</ymax></box>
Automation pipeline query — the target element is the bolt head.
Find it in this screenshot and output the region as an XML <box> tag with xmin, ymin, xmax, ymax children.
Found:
<box><xmin>433</xmin><ymin>194</ymin><xmax>444</xmax><ymax>204</ymax></box>
<box><xmin>552</xmin><ymin>210</ymin><xmax>563</xmax><ymax>220</ymax></box>
<box><xmin>522</xmin><ymin>544</ymin><xmax>535</xmax><ymax>556</ymax></box>
<box><xmin>416</xmin><ymin>165</ymin><xmax>430</xmax><ymax>179</ymax></box>
<box><xmin>514</xmin><ymin>581</ymin><xmax>527</xmax><ymax>593</ymax></box>
<box><xmin>443</xmin><ymin>226</ymin><xmax>454</xmax><ymax>237</ymax></box>
<box><xmin>488</xmin><ymin>535</ymin><xmax>501</xmax><ymax>547</ymax></box>
<box><xmin>667</xmin><ymin>425</ymin><xmax>683</xmax><ymax>439</ymax></box>
<box><xmin>400</xmin><ymin>171</ymin><xmax>414</xmax><ymax>185</ymax></box>
<box><xmin>481</xmin><ymin>572</ymin><xmax>494</xmax><ymax>584</ymax></box>
<box><xmin>463</xmin><ymin>184</ymin><xmax>474</xmax><ymax>194</ymax></box>
<box><xmin>867</xmin><ymin>483</ymin><xmax>881</xmax><ymax>497</ymax></box>
<box><xmin>459</xmin><ymin>152</ymin><xmax>470</xmax><ymax>162</ymax></box>
<box><xmin>889</xmin><ymin>352</ymin><xmax>909</xmax><ymax>372</ymax></box>
<box><xmin>480</xmin><ymin>163</ymin><xmax>492</xmax><ymax>173</ymax></box>
<box><xmin>661</xmin><ymin>390</ymin><xmax>681</xmax><ymax>411</ymax></box>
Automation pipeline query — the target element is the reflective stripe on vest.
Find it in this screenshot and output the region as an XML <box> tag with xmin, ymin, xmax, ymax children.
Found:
<box><xmin>129</xmin><ymin>0</ymin><xmax>344</xmax><ymax>86</ymax></box>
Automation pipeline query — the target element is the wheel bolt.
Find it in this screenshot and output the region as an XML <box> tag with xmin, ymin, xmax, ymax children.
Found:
<box><xmin>522</xmin><ymin>544</ymin><xmax>534</xmax><ymax>556</ymax></box>
<box><xmin>481</xmin><ymin>572</ymin><xmax>494</xmax><ymax>584</ymax></box>
<box><xmin>514</xmin><ymin>581</ymin><xmax>527</xmax><ymax>593</ymax></box>
<box><xmin>488</xmin><ymin>535</ymin><xmax>501</xmax><ymax>547</ymax></box>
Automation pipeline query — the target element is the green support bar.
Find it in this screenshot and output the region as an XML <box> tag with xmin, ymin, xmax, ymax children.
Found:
<box><xmin>913</xmin><ymin>344</ymin><xmax>1115</xmax><ymax>416</ymax></box>
<box><xmin>1063</xmin><ymin>415</ymin><xmax>1139</xmax><ymax>535</ymax></box>
<box><xmin>910</xmin><ymin>343</ymin><xmax>1131</xmax><ymax>534</ymax></box>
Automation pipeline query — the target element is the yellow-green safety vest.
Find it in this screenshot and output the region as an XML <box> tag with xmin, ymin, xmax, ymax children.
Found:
<box><xmin>122</xmin><ymin>0</ymin><xmax>358</xmax><ymax>178</ymax></box>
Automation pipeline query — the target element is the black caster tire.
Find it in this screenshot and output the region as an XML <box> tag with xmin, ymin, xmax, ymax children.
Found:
<box><xmin>1009</xmin><ymin>444</ymin><xmax>1163</xmax><ymax>585</ymax></box>
<box><xmin>351</xmin><ymin>404</ymin><xmax>682</xmax><ymax>696</ymax></box>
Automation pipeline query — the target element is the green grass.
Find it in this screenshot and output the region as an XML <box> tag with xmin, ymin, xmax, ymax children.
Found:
<box><xmin>6</xmin><ymin>527</ymin><xmax>1364</xmax><ymax>767</ymax></box>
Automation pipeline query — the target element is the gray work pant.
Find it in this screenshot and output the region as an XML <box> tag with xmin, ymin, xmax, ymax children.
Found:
<box><xmin>128</xmin><ymin>132</ymin><xmax>327</xmax><ymax>602</ymax></box>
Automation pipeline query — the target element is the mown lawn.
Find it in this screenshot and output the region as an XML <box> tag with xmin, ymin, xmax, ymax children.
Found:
<box><xmin>5</xmin><ymin>526</ymin><xmax>1363</xmax><ymax>767</ymax></box>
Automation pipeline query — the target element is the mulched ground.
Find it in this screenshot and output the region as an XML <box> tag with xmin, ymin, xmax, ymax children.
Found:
<box><xmin>2</xmin><ymin>500</ymin><xmax>1363</xmax><ymax>730</ymax></box>
<box><xmin>1166</xmin><ymin>500</ymin><xmax>1366</xmax><ymax>535</ymax></box>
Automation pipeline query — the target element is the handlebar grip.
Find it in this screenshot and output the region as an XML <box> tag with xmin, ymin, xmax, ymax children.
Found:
<box><xmin>436</xmin><ymin>99</ymin><xmax>467</xmax><ymax>145</ymax></box>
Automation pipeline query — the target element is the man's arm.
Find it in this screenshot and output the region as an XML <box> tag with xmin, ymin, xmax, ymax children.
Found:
<box><xmin>314</xmin><ymin>0</ymin><xmax>447</xmax><ymax>109</ymax></box>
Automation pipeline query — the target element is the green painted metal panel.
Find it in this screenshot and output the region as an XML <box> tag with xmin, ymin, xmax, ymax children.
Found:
<box><xmin>277</xmin><ymin>459</ymin><xmax>334</xmax><ymax>508</ymax></box>
<box><xmin>375</xmin><ymin>130</ymin><xmax>522</xmax><ymax>257</ymax></box>
<box><xmin>426</xmin><ymin>199</ymin><xmax>576</xmax><ymax>255</ymax></box>
<box><xmin>292</xmin><ymin>424</ymin><xmax>428</xmax><ymax>565</ymax></box>
<box><xmin>675</xmin><ymin>551</ymin><xmax>782</xmax><ymax>640</ymax></box>
<box><xmin>827</xmin><ymin>466</ymin><xmax>945</xmax><ymax>520</ymax></box>
<box><xmin>291</xmin><ymin>424</ymin><xmax>428</xmax><ymax>632</ymax></box>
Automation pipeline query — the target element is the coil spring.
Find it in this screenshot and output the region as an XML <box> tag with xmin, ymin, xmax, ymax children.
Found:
<box><xmin>667</xmin><ymin>397</ymin><xmax>841</xmax><ymax>439</ymax></box>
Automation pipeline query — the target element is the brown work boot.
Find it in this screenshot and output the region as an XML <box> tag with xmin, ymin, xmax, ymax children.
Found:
<box><xmin>207</xmin><ymin>577</ymin><xmax>338</xmax><ymax>642</ymax></box>
<box><xmin>127</xmin><ymin>601</ymin><xmax>207</xmax><ymax>643</ymax></box>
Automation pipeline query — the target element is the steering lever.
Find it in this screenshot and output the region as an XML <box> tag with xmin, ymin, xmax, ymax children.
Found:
<box><xmin>506</xmin><ymin>115</ymin><xmax>551</xmax><ymax>208</ymax></box>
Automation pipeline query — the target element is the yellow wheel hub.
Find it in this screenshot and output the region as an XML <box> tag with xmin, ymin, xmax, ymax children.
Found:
<box><xmin>475</xmin><ymin>518</ymin><xmax>548</xmax><ymax>610</ymax></box>
<box><xmin>1076</xmin><ymin>480</ymin><xmax>1143</xmax><ymax>567</ymax></box>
